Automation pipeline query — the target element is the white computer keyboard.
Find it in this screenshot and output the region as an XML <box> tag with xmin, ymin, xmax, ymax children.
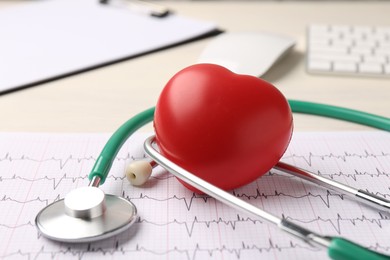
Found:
<box><xmin>307</xmin><ymin>24</ymin><xmax>390</xmax><ymax>77</ymax></box>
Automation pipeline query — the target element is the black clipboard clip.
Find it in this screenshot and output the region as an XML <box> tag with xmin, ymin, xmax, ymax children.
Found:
<box><xmin>100</xmin><ymin>0</ymin><xmax>171</xmax><ymax>18</ymax></box>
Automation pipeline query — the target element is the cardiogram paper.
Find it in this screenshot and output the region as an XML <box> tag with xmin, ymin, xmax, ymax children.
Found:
<box><xmin>0</xmin><ymin>131</ymin><xmax>389</xmax><ymax>259</ymax></box>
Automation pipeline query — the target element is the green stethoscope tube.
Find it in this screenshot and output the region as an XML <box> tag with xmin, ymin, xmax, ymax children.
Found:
<box><xmin>88</xmin><ymin>100</ymin><xmax>390</xmax><ymax>260</ymax></box>
<box><xmin>89</xmin><ymin>107</ymin><xmax>155</xmax><ymax>185</ymax></box>
<box><xmin>289</xmin><ymin>100</ymin><xmax>390</xmax><ymax>131</ymax></box>
<box><xmin>329</xmin><ymin>238</ymin><xmax>389</xmax><ymax>260</ymax></box>
<box><xmin>89</xmin><ymin>100</ymin><xmax>390</xmax><ymax>184</ymax></box>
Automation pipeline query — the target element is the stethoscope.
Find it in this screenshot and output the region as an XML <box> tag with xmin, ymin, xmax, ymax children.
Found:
<box><xmin>35</xmin><ymin>64</ymin><xmax>390</xmax><ymax>260</ymax></box>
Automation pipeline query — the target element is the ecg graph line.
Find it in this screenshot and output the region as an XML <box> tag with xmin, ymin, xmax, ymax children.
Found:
<box><xmin>0</xmin><ymin>153</ymin><xmax>147</xmax><ymax>169</ymax></box>
<box><xmin>0</xmin><ymin>239</ymin><xmax>320</xmax><ymax>260</ymax></box>
<box><xmin>2</xmin><ymin>211</ymin><xmax>389</xmax><ymax>240</ymax></box>
<box><xmin>282</xmin><ymin>150</ymin><xmax>389</xmax><ymax>167</ymax></box>
<box><xmin>1</xmin><ymin>150</ymin><xmax>388</xmax><ymax>168</ymax></box>
<box><xmin>283</xmin><ymin>212</ymin><xmax>390</xmax><ymax>234</ymax></box>
<box><xmin>2</xmin><ymin>239</ymin><xmax>389</xmax><ymax>260</ymax></box>
<box><xmin>2</xmin><ymin>179</ymin><xmax>389</xmax><ymax>211</ymax></box>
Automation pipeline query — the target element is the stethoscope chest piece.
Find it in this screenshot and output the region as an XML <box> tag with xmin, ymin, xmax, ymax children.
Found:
<box><xmin>35</xmin><ymin>186</ymin><xmax>137</xmax><ymax>243</ymax></box>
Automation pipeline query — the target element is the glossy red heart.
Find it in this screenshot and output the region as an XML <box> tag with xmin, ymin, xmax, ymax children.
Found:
<box><xmin>154</xmin><ymin>64</ymin><xmax>293</xmax><ymax>192</ymax></box>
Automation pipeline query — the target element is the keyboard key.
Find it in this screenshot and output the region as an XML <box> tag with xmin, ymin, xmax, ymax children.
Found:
<box><xmin>380</xmin><ymin>42</ymin><xmax>390</xmax><ymax>48</ymax></box>
<box><xmin>384</xmin><ymin>64</ymin><xmax>390</xmax><ymax>74</ymax></box>
<box><xmin>359</xmin><ymin>63</ymin><xmax>383</xmax><ymax>74</ymax></box>
<box><xmin>309</xmin><ymin>53</ymin><xmax>361</xmax><ymax>63</ymax></box>
<box><xmin>332</xmin><ymin>38</ymin><xmax>353</xmax><ymax>47</ymax></box>
<box><xmin>353</xmin><ymin>26</ymin><xmax>374</xmax><ymax>35</ymax></box>
<box><xmin>364</xmin><ymin>55</ymin><xmax>387</xmax><ymax>63</ymax></box>
<box><xmin>308</xmin><ymin>60</ymin><xmax>331</xmax><ymax>71</ymax></box>
<box><xmin>354</xmin><ymin>41</ymin><xmax>377</xmax><ymax>48</ymax></box>
<box><xmin>376</xmin><ymin>27</ymin><xmax>390</xmax><ymax>34</ymax></box>
<box><xmin>333</xmin><ymin>62</ymin><xmax>357</xmax><ymax>73</ymax></box>
<box><xmin>310</xmin><ymin>46</ymin><xmax>348</xmax><ymax>54</ymax></box>
<box><xmin>375</xmin><ymin>48</ymin><xmax>390</xmax><ymax>55</ymax></box>
<box><xmin>309</xmin><ymin>38</ymin><xmax>330</xmax><ymax>46</ymax></box>
<box><xmin>371</xmin><ymin>34</ymin><xmax>388</xmax><ymax>42</ymax></box>
<box><xmin>351</xmin><ymin>47</ymin><xmax>372</xmax><ymax>55</ymax></box>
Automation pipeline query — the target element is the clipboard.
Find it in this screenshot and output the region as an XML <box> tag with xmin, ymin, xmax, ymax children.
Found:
<box><xmin>0</xmin><ymin>0</ymin><xmax>222</xmax><ymax>94</ymax></box>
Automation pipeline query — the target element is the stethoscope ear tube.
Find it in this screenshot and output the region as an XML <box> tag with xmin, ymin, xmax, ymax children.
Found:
<box><xmin>328</xmin><ymin>238</ymin><xmax>390</xmax><ymax>260</ymax></box>
<box><xmin>144</xmin><ymin>136</ymin><xmax>390</xmax><ymax>260</ymax></box>
<box><xmin>87</xmin><ymin>100</ymin><xmax>390</xmax><ymax>186</ymax></box>
<box><xmin>288</xmin><ymin>100</ymin><xmax>390</xmax><ymax>131</ymax></box>
<box><xmin>88</xmin><ymin>107</ymin><xmax>155</xmax><ymax>185</ymax></box>
<box><xmin>274</xmin><ymin>162</ymin><xmax>390</xmax><ymax>212</ymax></box>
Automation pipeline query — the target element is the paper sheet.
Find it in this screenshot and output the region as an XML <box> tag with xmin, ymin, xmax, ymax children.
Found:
<box><xmin>0</xmin><ymin>131</ymin><xmax>389</xmax><ymax>259</ymax></box>
<box><xmin>0</xmin><ymin>0</ymin><xmax>218</xmax><ymax>93</ymax></box>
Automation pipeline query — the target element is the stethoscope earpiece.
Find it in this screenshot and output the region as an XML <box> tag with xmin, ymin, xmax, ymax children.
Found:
<box><xmin>125</xmin><ymin>160</ymin><xmax>156</xmax><ymax>186</ymax></box>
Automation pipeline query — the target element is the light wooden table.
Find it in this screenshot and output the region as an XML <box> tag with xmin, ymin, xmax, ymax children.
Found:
<box><xmin>0</xmin><ymin>1</ymin><xmax>389</xmax><ymax>133</ymax></box>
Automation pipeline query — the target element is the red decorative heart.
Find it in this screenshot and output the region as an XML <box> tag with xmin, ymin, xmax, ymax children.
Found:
<box><xmin>154</xmin><ymin>64</ymin><xmax>293</xmax><ymax>192</ymax></box>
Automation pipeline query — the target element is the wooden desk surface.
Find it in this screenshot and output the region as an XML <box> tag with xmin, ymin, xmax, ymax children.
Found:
<box><xmin>0</xmin><ymin>1</ymin><xmax>389</xmax><ymax>132</ymax></box>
